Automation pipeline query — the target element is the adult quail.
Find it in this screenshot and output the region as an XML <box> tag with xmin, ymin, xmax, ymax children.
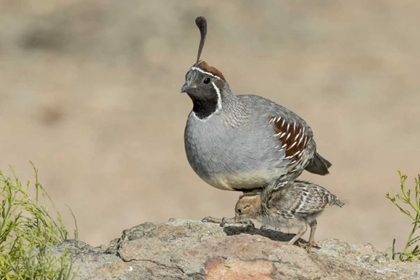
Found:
<box><xmin>181</xmin><ymin>17</ymin><xmax>332</xmax><ymax>193</ymax></box>
<box><xmin>235</xmin><ymin>180</ymin><xmax>344</xmax><ymax>251</ymax></box>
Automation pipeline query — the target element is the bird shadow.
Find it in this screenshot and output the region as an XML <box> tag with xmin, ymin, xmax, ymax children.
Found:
<box><xmin>222</xmin><ymin>224</ymin><xmax>306</xmax><ymax>244</ymax></box>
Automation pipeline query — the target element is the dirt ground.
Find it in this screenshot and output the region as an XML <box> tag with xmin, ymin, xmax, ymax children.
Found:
<box><xmin>1</xmin><ymin>1</ymin><xmax>419</xmax><ymax>252</ymax></box>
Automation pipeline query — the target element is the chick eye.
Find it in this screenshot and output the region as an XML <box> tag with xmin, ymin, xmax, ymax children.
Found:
<box><xmin>237</xmin><ymin>209</ymin><xmax>242</xmax><ymax>214</ymax></box>
<box><xmin>203</xmin><ymin>78</ymin><xmax>211</xmax><ymax>84</ymax></box>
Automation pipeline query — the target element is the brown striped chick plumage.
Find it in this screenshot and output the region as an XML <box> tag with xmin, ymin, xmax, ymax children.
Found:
<box><xmin>234</xmin><ymin>180</ymin><xmax>344</xmax><ymax>251</ymax></box>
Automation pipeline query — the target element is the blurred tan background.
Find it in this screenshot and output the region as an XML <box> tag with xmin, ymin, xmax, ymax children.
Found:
<box><xmin>1</xmin><ymin>0</ymin><xmax>419</xmax><ymax>252</ymax></box>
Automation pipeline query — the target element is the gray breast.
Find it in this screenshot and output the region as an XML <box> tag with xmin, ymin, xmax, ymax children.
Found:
<box><xmin>184</xmin><ymin>104</ymin><xmax>290</xmax><ymax>191</ymax></box>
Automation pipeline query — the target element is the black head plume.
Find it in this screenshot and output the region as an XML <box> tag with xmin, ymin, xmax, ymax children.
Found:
<box><xmin>195</xmin><ymin>16</ymin><xmax>207</xmax><ymax>65</ymax></box>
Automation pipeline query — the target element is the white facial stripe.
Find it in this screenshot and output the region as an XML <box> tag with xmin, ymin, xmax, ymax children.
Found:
<box><xmin>190</xmin><ymin>67</ymin><xmax>221</xmax><ymax>80</ymax></box>
<box><xmin>211</xmin><ymin>82</ymin><xmax>222</xmax><ymax>111</ymax></box>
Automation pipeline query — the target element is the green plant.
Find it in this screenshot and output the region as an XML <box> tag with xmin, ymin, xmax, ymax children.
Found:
<box><xmin>0</xmin><ymin>163</ymin><xmax>78</xmax><ymax>279</ymax></box>
<box><xmin>385</xmin><ymin>171</ymin><xmax>420</xmax><ymax>261</ymax></box>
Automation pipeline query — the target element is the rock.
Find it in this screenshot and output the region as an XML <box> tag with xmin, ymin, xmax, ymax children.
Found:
<box><xmin>51</xmin><ymin>219</ymin><xmax>420</xmax><ymax>279</ymax></box>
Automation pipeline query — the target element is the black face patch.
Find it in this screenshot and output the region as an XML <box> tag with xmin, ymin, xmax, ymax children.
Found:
<box><xmin>184</xmin><ymin>67</ymin><xmax>223</xmax><ymax>120</ymax></box>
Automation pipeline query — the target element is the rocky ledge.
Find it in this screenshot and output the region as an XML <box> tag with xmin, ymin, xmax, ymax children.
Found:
<box><xmin>49</xmin><ymin>219</ymin><xmax>419</xmax><ymax>279</ymax></box>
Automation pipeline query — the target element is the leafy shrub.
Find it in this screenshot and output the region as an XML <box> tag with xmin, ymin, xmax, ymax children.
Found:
<box><xmin>0</xmin><ymin>163</ymin><xmax>78</xmax><ymax>279</ymax></box>
<box><xmin>385</xmin><ymin>171</ymin><xmax>420</xmax><ymax>261</ymax></box>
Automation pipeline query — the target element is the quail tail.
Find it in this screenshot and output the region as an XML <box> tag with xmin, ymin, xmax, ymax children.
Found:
<box><xmin>304</xmin><ymin>152</ymin><xmax>332</xmax><ymax>175</ymax></box>
<box><xmin>330</xmin><ymin>196</ymin><xmax>345</xmax><ymax>208</ymax></box>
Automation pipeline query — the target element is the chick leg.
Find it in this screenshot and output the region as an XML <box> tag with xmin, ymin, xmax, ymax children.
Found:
<box><xmin>305</xmin><ymin>220</ymin><xmax>318</xmax><ymax>252</ymax></box>
<box><xmin>288</xmin><ymin>223</ymin><xmax>307</xmax><ymax>245</ymax></box>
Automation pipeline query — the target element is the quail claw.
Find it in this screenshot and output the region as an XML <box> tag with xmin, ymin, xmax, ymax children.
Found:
<box><xmin>300</xmin><ymin>242</ymin><xmax>313</xmax><ymax>252</ymax></box>
<box><xmin>235</xmin><ymin>218</ymin><xmax>255</xmax><ymax>228</ymax></box>
<box><xmin>220</xmin><ymin>217</ymin><xmax>235</xmax><ymax>227</ymax></box>
<box><xmin>201</xmin><ymin>216</ymin><xmax>223</xmax><ymax>224</ymax></box>
<box><xmin>295</xmin><ymin>240</ymin><xmax>319</xmax><ymax>252</ymax></box>
<box><xmin>202</xmin><ymin>216</ymin><xmax>237</xmax><ymax>227</ymax></box>
<box><xmin>260</xmin><ymin>224</ymin><xmax>273</xmax><ymax>230</ymax></box>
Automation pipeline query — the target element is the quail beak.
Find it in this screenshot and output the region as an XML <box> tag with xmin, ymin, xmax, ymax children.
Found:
<box><xmin>181</xmin><ymin>83</ymin><xmax>189</xmax><ymax>93</ymax></box>
<box><xmin>234</xmin><ymin>216</ymin><xmax>240</xmax><ymax>223</ymax></box>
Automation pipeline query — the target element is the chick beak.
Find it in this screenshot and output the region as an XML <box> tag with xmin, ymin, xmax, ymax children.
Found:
<box><xmin>234</xmin><ymin>216</ymin><xmax>240</xmax><ymax>223</ymax></box>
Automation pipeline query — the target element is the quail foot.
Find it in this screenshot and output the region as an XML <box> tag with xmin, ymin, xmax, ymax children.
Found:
<box><xmin>235</xmin><ymin>180</ymin><xmax>344</xmax><ymax>252</ymax></box>
<box><xmin>182</xmin><ymin>17</ymin><xmax>331</xmax><ymax>196</ymax></box>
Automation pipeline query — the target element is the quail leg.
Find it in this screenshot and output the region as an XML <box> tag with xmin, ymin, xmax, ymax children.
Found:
<box><xmin>220</xmin><ymin>217</ymin><xmax>236</xmax><ymax>226</ymax></box>
<box><xmin>201</xmin><ymin>216</ymin><xmax>231</xmax><ymax>226</ymax></box>
<box><xmin>234</xmin><ymin>217</ymin><xmax>255</xmax><ymax>227</ymax></box>
<box><xmin>202</xmin><ymin>216</ymin><xmax>224</xmax><ymax>224</ymax></box>
<box><xmin>260</xmin><ymin>224</ymin><xmax>277</xmax><ymax>230</ymax></box>
<box><xmin>202</xmin><ymin>216</ymin><xmax>255</xmax><ymax>227</ymax></box>
<box><xmin>260</xmin><ymin>224</ymin><xmax>270</xmax><ymax>230</ymax></box>
<box><xmin>288</xmin><ymin>223</ymin><xmax>307</xmax><ymax>246</ymax></box>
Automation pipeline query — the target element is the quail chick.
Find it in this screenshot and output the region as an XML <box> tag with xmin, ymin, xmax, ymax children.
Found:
<box><xmin>235</xmin><ymin>180</ymin><xmax>344</xmax><ymax>251</ymax></box>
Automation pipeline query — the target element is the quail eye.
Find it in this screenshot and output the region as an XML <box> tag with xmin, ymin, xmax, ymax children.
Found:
<box><xmin>203</xmin><ymin>78</ymin><xmax>211</xmax><ymax>84</ymax></box>
<box><xmin>237</xmin><ymin>209</ymin><xmax>242</xmax><ymax>214</ymax></box>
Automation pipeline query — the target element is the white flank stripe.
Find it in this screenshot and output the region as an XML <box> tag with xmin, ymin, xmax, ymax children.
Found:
<box><xmin>292</xmin><ymin>150</ymin><xmax>302</xmax><ymax>158</ymax></box>
<box><xmin>297</xmin><ymin>135</ymin><xmax>304</xmax><ymax>146</ymax></box>
<box><xmin>287</xmin><ymin>141</ymin><xmax>297</xmax><ymax>150</ymax></box>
